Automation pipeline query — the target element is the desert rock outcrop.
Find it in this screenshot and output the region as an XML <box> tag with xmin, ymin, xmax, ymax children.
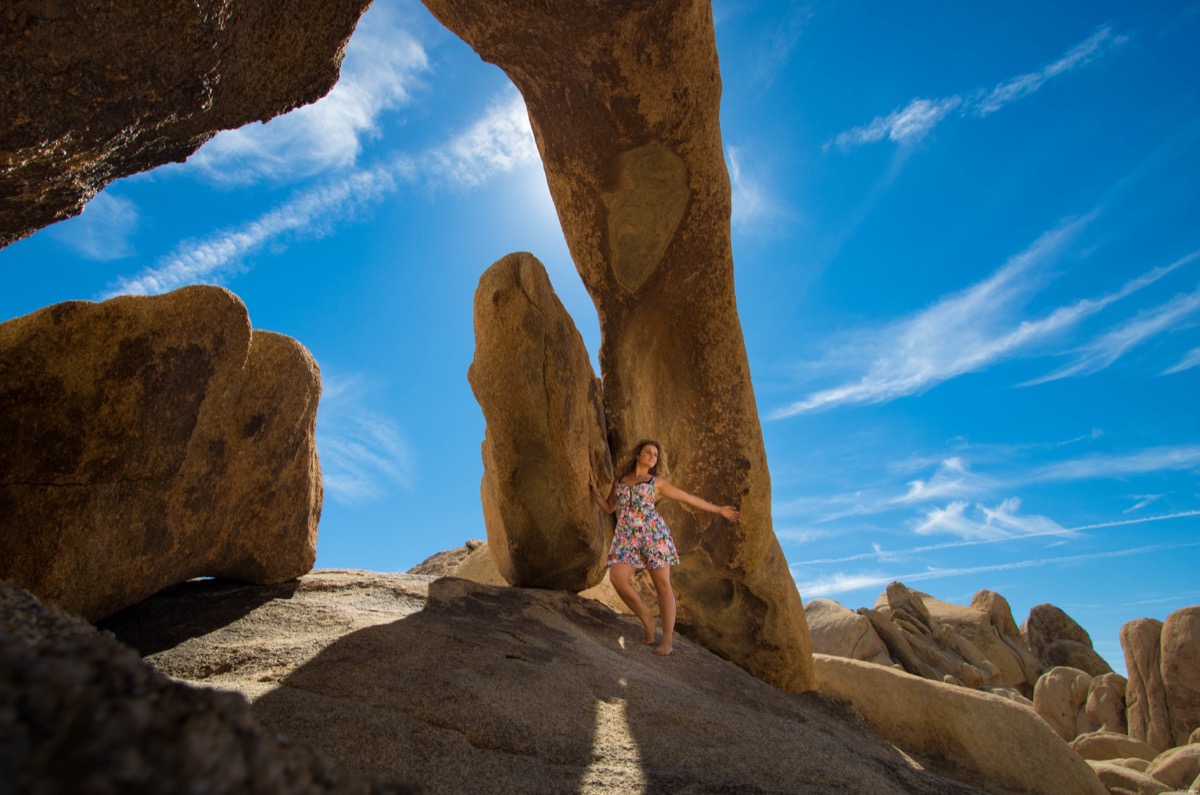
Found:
<box><xmin>1144</xmin><ymin>744</ymin><xmax>1200</xmax><ymax>791</ymax></box>
<box><xmin>0</xmin><ymin>286</ymin><xmax>322</xmax><ymax>619</ymax></box>
<box><xmin>1070</xmin><ymin>730</ymin><xmax>1158</xmax><ymax>763</ymax></box>
<box><xmin>1123</xmin><ymin>618</ymin><xmax>1175</xmax><ymax>753</ymax></box>
<box><xmin>102</xmin><ymin>569</ymin><xmax>981</xmax><ymax>795</ymax></box>
<box><xmin>0</xmin><ymin>579</ymin><xmax>409</xmax><ymax>794</ymax></box>
<box><xmin>812</xmin><ymin>654</ymin><xmax>1108</xmax><ymax>795</ymax></box>
<box><xmin>467</xmin><ymin>253</ymin><xmax>613</xmax><ymax>591</ymax></box>
<box><xmin>1</xmin><ymin>0</ymin><xmax>372</xmax><ymax>247</ymax></box>
<box><xmin>1034</xmin><ymin>666</ymin><xmax>1096</xmax><ymax>742</ymax></box>
<box><xmin>805</xmin><ymin>598</ymin><xmax>892</xmax><ymax>665</ymax></box>
<box><xmin>421</xmin><ymin>0</ymin><xmax>813</xmax><ymax>692</ymax></box>
<box><xmin>1025</xmin><ymin>603</ymin><xmax>1114</xmax><ymax>678</ymax></box>
<box><xmin>1161</xmin><ymin>606</ymin><xmax>1200</xmax><ymax>747</ymax></box>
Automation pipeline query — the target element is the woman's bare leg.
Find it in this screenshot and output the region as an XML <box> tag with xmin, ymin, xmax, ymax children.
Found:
<box><xmin>648</xmin><ymin>565</ymin><xmax>676</xmax><ymax>656</ymax></box>
<box><xmin>609</xmin><ymin>563</ymin><xmax>656</xmax><ymax>644</ymax></box>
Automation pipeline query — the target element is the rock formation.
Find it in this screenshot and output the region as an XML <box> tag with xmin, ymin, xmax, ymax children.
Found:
<box><xmin>0</xmin><ymin>579</ymin><xmax>411</xmax><ymax>794</ymax></box>
<box><xmin>1123</xmin><ymin>618</ymin><xmax>1176</xmax><ymax>753</ymax></box>
<box><xmin>1</xmin><ymin>0</ymin><xmax>372</xmax><ymax>247</ymax></box>
<box><xmin>0</xmin><ymin>286</ymin><xmax>322</xmax><ymax>619</ymax></box>
<box><xmin>407</xmin><ymin>539</ymin><xmax>486</xmax><ymax>577</ymax></box>
<box><xmin>812</xmin><ymin>654</ymin><xmax>1108</xmax><ymax>795</ymax></box>
<box><xmin>102</xmin><ymin>568</ymin><xmax>991</xmax><ymax>794</ymax></box>
<box><xmin>467</xmin><ymin>253</ymin><xmax>613</xmax><ymax>591</ymax></box>
<box><xmin>1034</xmin><ymin>666</ymin><xmax>1095</xmax><ymax>742</ymax></box>
<box><xmin>423</xmin><ymin>0</ymin><xmax>813</xmax><ymax>695</ymax></box>
<box><xmin>1086</xmin><ymin>673</ymin><xmax>1130</xmax><ymax>735</ymax></box>
<box><xmin>1161</xmin><ymin>606</ymin><xmax>1200</xmax><ymax>747</ymax></box>
<box><xmin>1070</xmin><ymin>731</ymin><xmax>1158</xmax><ymax>763</ymax></box>
<box><xmin>1025</xmin><ymin>603</ymin><xmax>1114</xmax><ymax>678</ymax></box>
<box><xmin>805</xmin><ymin>598</ymin><xmax>892</xmax><ymax>665</ymax></box>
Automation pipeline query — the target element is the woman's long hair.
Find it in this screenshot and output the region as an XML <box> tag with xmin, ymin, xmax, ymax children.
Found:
<box><xmin>625</xmin><ymin>439</ymin><xmax>664</xmax><ymax>477</ymax></box>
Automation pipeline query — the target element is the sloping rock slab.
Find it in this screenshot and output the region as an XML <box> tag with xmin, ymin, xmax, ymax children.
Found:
<box><xmin>105</xmin><ymin>570</ymin><xmax>980</xmax><ymax>795</ymax></box>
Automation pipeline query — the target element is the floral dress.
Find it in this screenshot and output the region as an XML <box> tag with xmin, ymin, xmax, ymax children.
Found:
<box><xmin>607</xmin><ymin>477</ymin><xmax>680</xmax><ymax>570</ymax></box>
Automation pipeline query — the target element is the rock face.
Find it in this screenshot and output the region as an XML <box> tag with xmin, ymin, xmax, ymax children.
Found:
<box><xmin>1024</xmin><ymin>603</ymin><xmax>1114</xmax><ymax>678</ymax></box>
<box><xmin>812</xmin><ymin>654</ymin><xmax>1108</xmax><ymax>795</ymax></box>
<box><xmin>1123</xmin><ymin>618</ymin><xmax>1175</xmax><ymax>753</ymax></box>
<box><xmin>1070</xmin><ymin>731</ymin><xmax>1159</xmax><ymax>762</ymax></box>
<box><xmin>1086</xmin><ymin>672</ymin><xmax>1130</xmax><ymax>735</ymax></box>
<box><xmin>0</xmin><ymin>286</ymin><xmax>322</xmax><ymax>620</ymax></box>
<box><xmin>422</xmin><ymin>0</ymin><xmax>813</xmax><ymax>695</ymax></box>
<box><xmin>467</xmin><ymin>253</ymin><xmax>613</xmax><ymax>591</ymax></box>
<box><xmin>0</xmin><ymin>580</ymin><xmax>410</xmax><ymax>794</ymax></box>
<box><xmin>805</xmin><ymin>598</ymin><xmax>892</xmax><ymax>665</ymax></box>
<box><xmin>1161</xmin><ymin>606</ymin><xmax>1200</xmax><ymax>747</ymax></box>
<box><xmin>102</xmin><ymin>569</ymin><xmax>981</xmax><ymax>795</ymax></box>
<box><xmin>1</xmin><ymin>0</ymin><xmax>372</xmax><ymax>247</ymax></box>
<box><xmin>1034</xmin><ymin>666</ymin><xmax>1100</xmax><ymax>742</ymax></box>
<box><xmin>407</xmin><ymin>539</ymin><xmax>486</xmax><ymax>577</ymax></box>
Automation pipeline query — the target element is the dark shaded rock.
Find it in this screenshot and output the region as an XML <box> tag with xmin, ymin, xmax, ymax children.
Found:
<box><xmin>1024</xmin><ymin>603</ymin><xmax>1113</xmax><ymax>678</ymax></box>
<box><xmin>1</xmin><ymin>0</ymin><xmax>372</xmax><ymax>247</ymax></box>
<box><xmin>422</xmin><ymin>0</ymin><xmax>813</xmax><ymax>694</ymax></box>
<box><xmin>467</xmin><ymin>252</ymin><xmax>613</xmax><ymax>591</ymax></box>
<box><xmin>0</xmin><ymin>286</ymin><xmax>321</xmax><ymax>620</ymax></box>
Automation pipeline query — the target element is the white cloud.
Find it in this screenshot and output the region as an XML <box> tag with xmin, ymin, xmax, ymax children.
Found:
<box><xmin>895</xmin><ymin>457</ymin><xmax>985</xmax><ymax>504</ymax></box>
<box><xmin>726</xmin><ymin>145</ymin><xmax>789</xmax><ymax>231</ymax></box>
<box><xmin>1024</xmin><ymin>280</ymin><xmax>1200</xmax><ymax>385</ymax></box>
<box><xmin>102</xmin><ymin>93</ymin><xmax>536</xmax><ymax>298</ymax></box>
<box><xmin>1164</xmin><ymin>346</ymin><xmax>1200</xmax><ymax>374</ymax></box>
<box><xmin>1029</xmin><ymin>444</ymin><xmax>1200</xmax><ymax>483</ymax></box>
<box><xmin>317</xmin><ymin>374</ymin><xmax>415</xmax><ymax>504</ymax></box>
<box><xmin>911</xmin><ymin>497</ymin><xmax>1071</xmax><ymax>540</ymax></box>
<box><xmin>48</xmin><ymin>191</ymin><xmax>140</xmax><ymax>261</ymax></box>
<box><xmin>186</xmin><ymin>5</ymin><xmax>429</xmax><ymax>184</ymax></box>
<box><xmin>831</xmin><ymin>26</ymin><xmax>1128</xmax><ymax>151</ymax></box>
<box><xmin>1123</xmin><ymin>495</ymin><xmax>1162</xmax><ymax>514</ymax></box>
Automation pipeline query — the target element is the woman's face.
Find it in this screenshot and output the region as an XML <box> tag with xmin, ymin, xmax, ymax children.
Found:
<box><xmin>638</xmin><ymin>444</ymin><xmax>659</xmax><ymax>469</ymax></box>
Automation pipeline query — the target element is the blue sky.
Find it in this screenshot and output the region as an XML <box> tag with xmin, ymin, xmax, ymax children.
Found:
<box><xmin>3</xmin><ymin>0</ymin><xmax>1198</xmax><ymax>674</ymax></box>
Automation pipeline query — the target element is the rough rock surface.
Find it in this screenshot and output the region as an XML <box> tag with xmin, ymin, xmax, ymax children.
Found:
<box><xmin>0</xmin><ymin>286</ymin><xmax>322</xmax><ymax>620</ymax></box>
<box><xmin>1087</xmin><ymin>673</ymin><xmax>1130</xmax><ymax>735</ymax></box>
<box><xmin>1123</xmin><ymin>618</ymin><xmax>1175</xmax><ymax>753</ymax></box>
<box><xmin>1161</xmin><ymin>607</ymin><xmax>1200</xmax><ymax>747</ymax></box>
<box><xmin>407</xmin><ymin>539</ymin><xmax>485</xmax><ymax>577</ymax></box>
<box><xmin>812</xmin><ymin>654</ymin><xmax>1108</xmax><ymax>795</ymax></box>
<box><xmin>1024</xmin><ymin>603</ymin><xmax>1114</xmax><ymax>678</ymax></box>
<box><xmin>1071</xmin><ymin>731</ymin><xmax>1160</xmax><ymax>762</ymax></box>
<box><xmin>0</xmin><ymin>580</ymin><xmax>410</xmax><ymax>794</ymax></box>
<box><xmin>1034</xmin><ymin>666</ymin><xmax>1095</xmax><ymax>741</ymax></box>
<box><xmin>467</xmin><ymin>253</ymin><xmax>613</xmax><ymax>591</ymax></box>
<box><xmin>421</xmin><ymin>0</ymin><xmax>813</xmax><ymax>692</ymax></box>
<box><xmin>1145</xmin><ymin>744</ymin><xmax>1200</xmax><ymax>791</ymax></box>
<box><xmin>103</xmin><ymin>569</ymin><xmax>980</xmax><ymax>795</ymax></box>
<box><xmin>805</xmin><ymin>598</ymin><xmax>892</xmax><ymax>665</ymax></box>
<box><xmin>1</xmin><ymin>0</ymin><xmax>372</xmax><ymax>247</ymax></box>
<box><xmin>1086</xmin><ymin>762</ymin><xmax>1172</xmax><ymax>795</ymax></box>
<box><xmin>967</xmin><ymin>590</ymin><xmax>1043</xmax><ymax>688</ymax></box>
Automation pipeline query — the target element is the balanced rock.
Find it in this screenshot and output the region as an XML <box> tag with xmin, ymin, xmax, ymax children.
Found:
<box><xmin>1033</xmin><ymin>666</ymin><xmax>1094</xmax><ymax>742</ymax></box>
<box><xmin>467</xmin><ymin>253</ymin><xmax>613</xmax><ymax>591</ymax></box>
<box><xmin>1123</xmin><ymin>618</ymin><xmax>1175</xmax><ymax>753</ymax></box>
<box><xmin>422</xmin><ymin>0</ymin><xmax>813</xmax><ymax>692</ymax></box>
<box><xmin>1145</xmin><ymin>744</ymin><xmax>1200</xmax><ymax>791</ymax></box>
<box><xmin>0</xmin><ymin>580</ymin><xmax>408</xmax><ymax>794</ymax></box>
<box><xmin>1024</xmin><ymin>603</ymin><xmax>1113</xmax><ymax>677</ymax></box>
<box><xmin>813</xmin><ymin>654</ymin><xmax>1108</xmax><ymax>795</ymax></box>
<box><xmin>0</xmin><ymin>286</ymin><xmax>322</xmax><ymax>619</ymax></box>
<box><xmin>805</xmin><ymin>598</ymin><xmax>891</xmax><ymax>665</ymax></box>
<box><xmin>1161</xmin><ymin>606</ymin><xmax>1200</xmax><ymax>747</ymax></box>
<box><xmin>103</xmin><ymin>570</ymin><xmax>982</xmax><ymax>794</ymax></box>
<box><xmin>1071</xmin><ymin>731</ymin><xmax>1159</xmax><ymax>763</ymax></box>
<box><xmin>1</xmin><ymin>0</ymin><xmax>372</xmax><ymax>247</ymax></box>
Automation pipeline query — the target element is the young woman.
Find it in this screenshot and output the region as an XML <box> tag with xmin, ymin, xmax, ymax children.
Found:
<box><xmin>588</xmin><ymin>439</ymin><xmax>741</xmax><ymax>656</ymax></box>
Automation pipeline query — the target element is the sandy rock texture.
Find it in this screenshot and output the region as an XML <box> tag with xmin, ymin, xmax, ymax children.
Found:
<box><xmin>0</xmin><ymin>580</ymin><xmax>411</xmax><ymax>795</ymax></box>
<box><xmin>1</xmin><ymin>0</ymin><xmax>372</xmax><ymax>247</ymax></box>
<box><xmin>1161</xmin><ymin>607</ymin><xmax>1200</xmax><ymax>748</ymax></box>
<box><xmin>1086</xmin><ymin>761</ymin><xmax>1173</xmax><ymax>795</ymax></box>
<box><xmin>420</xmin><ymin>0</ymin><xmax>813</xmax><ymax>692</ymax></box>
<box><xmin>805</xmin><ymin>598</ymin><xmax>892</xmax><ymax>665</ymax></box>
<box><xmin>812</xmin><ymin>654</ymin><xmax>1108</xmax><ymax>795</ymax></box>
<box><xmin>103</xmin><ymin>569</ymin><xmax>982</xmax><ymax>795</ymax></box>
<box><xmin>468</xmin><ymin>253</ymin><xmax>613</xmax><ymax>591</ymax></box>
<box><xmin>1071</xmin><ymin>731</ymin><xmax>1160</xmax><ymax>763</ymax></box>
<box><xmin>1124</xmin><ymin>618</ymin><xmax>1177</xmax><ymax>753</ymax></box>
<box><xmin>1145</xmin><ymin>744</ymin><xmax>1200</xmax><ymax>791</ymax></box>
<box><xmin>1024</xmin><ymin>603</ymin><xmax>1113</xmax><ymax>678</ymax></box>
<box><xmin>1034</xmin><ymin>666</ymin><xmax>1096</xmax><ymax>742</ymax></box>
<box><xmin>0</xmin><ymin>286</ymin><xmax>322</xmax><ymax>619</ymax></box>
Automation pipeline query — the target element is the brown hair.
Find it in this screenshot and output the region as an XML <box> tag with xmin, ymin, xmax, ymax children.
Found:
<box><xmin>625</xmin><ymin>439</ymin><xmax>664</xmax><ymax>477</ymax></box>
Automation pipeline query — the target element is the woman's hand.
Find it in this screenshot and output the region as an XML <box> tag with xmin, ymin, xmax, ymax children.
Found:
<box><xmin>719</xmin><ymin>505</ymin><xmax>742</xmax><ymax>522</ymax></box>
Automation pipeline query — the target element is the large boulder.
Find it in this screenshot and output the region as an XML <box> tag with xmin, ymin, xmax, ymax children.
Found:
<box><xmin>1123</xmin><ymin>618</ymin><xmax>1174</xmax><ymax>753</ymax></box>
<box><xmin>1161</xmin><ymin>606</ymin><xmax>1200</xmax><ymax>747</ymax></box>
<box><xmin>1145</xmin><ymin>744</ymin><xmax>1200</xmax><ymax>791</ymax></box>
<box><xmin>420</xmin><ymin>0</ymin><xmax>813</xmax><ymax>692</ymax></box>
<box><xmin>805</xmin><ymin>598</ymin><xmax>891</xmax><ymax>665</ymax></box>
<box><xmin>1033</xmin><ymin>666</ymin><xmax>1094</xmax><ymax>742</ymax></box>
<box><xmin>965</xmin><ymin>590</ymin><xmax>1043</xmax><ymax>690</ymax></box>
<box><xmin>1</xmin><ymin>0</ymin><xmax>372</xmax><ymax>247</ymax></box>
<box><xmin>1085</xmin><ymin>672</ymin><xmax>1130</xmax><ymax>735</ymax></box>
<box><xmin>0</xmin><ymin>580</ymin><xmax>409</xmax><ymax>794</ymax></box>
<box><xmin>0</xmin><ymin>286</ymin><xmax>322</xmax><ymax>619</ymax></box>
<box><xmin>1070</xmin><ymin>731</ymin><xmax>1159</xmax><ymax>763</ymax></box>
<box><xmin>467</xmin><ymin>253</ymin><xmax>613</xmax><ymax>591</ymax></box>
<box><xmin>1086</xmin><ymin>762</ymin><xmax>1172</xmax><ymax>795</ymax></box>
<box><xmin>100</xmin><ymin>570</ymin><xmax>982</xmax><ymax>794</ymax></box>
<box><xmin>1024</xmin><ymin>603</ymin><xmax>1113</xmax><ymax>678</ymax></box>
<box><xmin>812</xmin><ymin>654</ymin><xmax>1108</xmax><ymax>795</ymax></box>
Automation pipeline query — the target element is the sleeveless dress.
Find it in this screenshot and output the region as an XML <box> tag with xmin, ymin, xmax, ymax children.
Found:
<box><xmin>607</xmin><ymin>477</ymin><xmax>680</xmax><ymax>570</ymax></box>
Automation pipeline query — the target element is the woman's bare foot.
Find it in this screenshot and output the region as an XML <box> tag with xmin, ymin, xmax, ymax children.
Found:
<box><xmin>640</xmin><ymin>619</ymin><xmax>656</xmax><ymax>645</ymax></box>
<box><xmin>651</xmin><ymin>641</ymin><xmax>673</xmax><ymax>657</ymax></box>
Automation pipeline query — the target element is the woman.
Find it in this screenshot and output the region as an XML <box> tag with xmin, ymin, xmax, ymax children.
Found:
<box><xmin>588</xmin><ymin>439</ymin><xmax>741</xmax><ymax>656</ymax></box>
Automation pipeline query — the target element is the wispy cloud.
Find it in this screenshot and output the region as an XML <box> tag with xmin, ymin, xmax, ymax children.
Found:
<box><xmin>726</xmin><ymin>145</ymin><xmax>791</xmax><ymax>232</ymax></box>
<box><xmin>910</xmin><ymin>497</ymin><xmax>1071</xmax><ymax>540</ymax></box>
<box><xmin>317</xmin><ymin>374</ymin><xmax>415</xmax><ymax>504</ymax></box>
<box><xmin>1024</xmin><ymin>279</ymin><xmax>1200</xmax><ymax>385</ymax></box>
<box><xmin>1029</xmin><ymin>444</ymin><xmax>1200</xmax><ymax>483</ymax></box>
<box><xmin>1124</xmin><ymin>494</ymin><xmax>1162</xmax><ymax>514</ymax></box>
<box><xmin>793</xmin><ymin>541</ymin><xmax>1198</xmax><ymax>596</ymax></box>
<box><xmin>102</xmin><ymin>93</ymin><xmax>537</xmax><ymax>298</ymax></box>
<box><xmin>1164</xmin><ymin>346</ymin><xmax>1200</xmax><ymax>374</ymax></box>
<box><xmin>894</xmin><ymin>457</ymin><xmax>992</xmax><ymax>504</ymax></box>
<box><xmin>750</xmin><ymin>4</ymin><xmax>813</xmax><ymax>89</ymax></box>
<box><xmin>47</xmin><ymin>192</ymin><xmax>140</xmax><ymax>261</ymax></box>
<box><xmin>185</xmin><ymin>4</ymin><xmax>429</xmax><ymax>184</ymax></box>
<box><xmin>770</xmin><ymin>226</ymin><xmax>1198</xmax><ymax>418</ymax></box>
<box><xmin>832</xmin><ymin>26</ymin><xmax>1128</xmax><ymax>151</ymax></box>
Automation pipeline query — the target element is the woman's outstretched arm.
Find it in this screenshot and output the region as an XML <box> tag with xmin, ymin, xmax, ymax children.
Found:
<box><xmin>655</xmin><ymin>479</ymin><xmax>742</xmax><ymax>522</ymax></box>
<box><xmin>588</xmin><ymin>474</ymin><xmax>617</xmax><ymax>514</ymax></box>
